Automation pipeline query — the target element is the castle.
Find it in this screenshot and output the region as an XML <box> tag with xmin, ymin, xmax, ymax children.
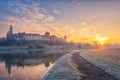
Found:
<box><xmin>5</xmin><ymin>25</ymin><xmax>67</xmax><ymax>45</ymax></box>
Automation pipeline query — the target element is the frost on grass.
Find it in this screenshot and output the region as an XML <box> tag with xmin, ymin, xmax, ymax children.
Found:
<box><xmin>43</xmin><ymin>52</ymin><xmax>83</xmax><ymax>80</ymax></box>
<box><xmin>80</xmin><ymin>49</ymin><xmax>120</xmax><ymax>80</ymax></box>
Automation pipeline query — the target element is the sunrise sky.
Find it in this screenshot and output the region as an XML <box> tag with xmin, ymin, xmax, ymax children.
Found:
<box><xmin>0</xmin><ymin>0</ymin><xmax>120</xmax><ymax>44</ymax></box>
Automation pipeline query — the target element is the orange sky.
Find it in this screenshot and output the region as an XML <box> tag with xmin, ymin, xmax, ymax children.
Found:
<box><xmin>0</xmin><ymin>0</ymin><xmax>120</xmax><ymax>44</ymax></box>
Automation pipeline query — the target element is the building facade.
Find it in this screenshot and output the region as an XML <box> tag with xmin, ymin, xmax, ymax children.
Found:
<box><xmin>6</xmin><ymin>25</ymin><xmax>67</xmax><ymax>45</ymax></box>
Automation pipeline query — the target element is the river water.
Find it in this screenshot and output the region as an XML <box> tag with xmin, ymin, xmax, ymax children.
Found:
<box><xmin>0</xmin><ymin>50</ymin><xmax>67</xmax><ymax>80</ymax></box>
<box><xmin>80</xmin><ymin>48</ymin><xmax>120</xmax><ymax>80</ymax></box>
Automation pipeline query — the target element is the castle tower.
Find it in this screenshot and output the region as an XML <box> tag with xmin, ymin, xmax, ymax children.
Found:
<box><xmin>6</xmin><ymin>25</ymin><xmax>13</xmax><ymax>40</ymax></box>
<box><xmin>45</xmin><ymin>31</ymin><xmax>50</xmax><ymax>37</ymax></box>
<box><xmin>64</xmin><ymin>35</ymin><xmax>67</xmax><ymax>41</ymax></box>
<box><xmin>9</xmin><ymin>25</ymin><xmax>13</xmax><ymax>34</ymax></box>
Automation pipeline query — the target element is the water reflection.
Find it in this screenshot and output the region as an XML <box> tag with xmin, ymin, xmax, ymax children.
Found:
<box><xmin>0</xmin><ymin>50</ymin><xmax>66</xmax><ymax>80</ymax></box>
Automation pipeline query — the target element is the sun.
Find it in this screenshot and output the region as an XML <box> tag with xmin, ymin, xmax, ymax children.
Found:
<box><xmin>95</xmin><ymin>37</ymin><xmax>108</xmax><ymax>45</ymax></box>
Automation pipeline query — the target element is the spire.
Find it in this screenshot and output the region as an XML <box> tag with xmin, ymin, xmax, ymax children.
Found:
<box><xmin>6</xmin><ymin>25</ymin><xmax>13</xmax><ymax>40</ymax></box>
<box><xmin>9</xmin><ymin>25</ymin><xmax>13</xmax><ymax>34</ymax></box>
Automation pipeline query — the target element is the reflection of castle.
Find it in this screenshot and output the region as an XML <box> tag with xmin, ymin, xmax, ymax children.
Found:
<box><xmin>1</xmin><ymin>51</ymin><xmax>64</xmax><ymax>76</ymax></box>
<box><xmin>6</xmin><ymin>25</ymin><xmax>67</xmax><ymax>45</ymax></box>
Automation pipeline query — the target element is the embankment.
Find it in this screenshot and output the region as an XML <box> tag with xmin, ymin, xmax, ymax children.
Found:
<box><xmin>43</xmin><ymin>51</ymin><xmax>118</xmax><ymax>80</ymax></box>
<box><xmin>72</xmin><ymin>52</ymin><xmax>118</xmax><ymax>80</ymax></box>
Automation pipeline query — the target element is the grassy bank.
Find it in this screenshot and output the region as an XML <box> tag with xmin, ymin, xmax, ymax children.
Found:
<box><xmin>72</xmin><ymin>52</ymin><xmax>118</xmax><ymax>80</ymax></box>
<box><xmin>43</xmin><ymin>51</ymin><xmax>118</xmax><ymax>80</ymax></box>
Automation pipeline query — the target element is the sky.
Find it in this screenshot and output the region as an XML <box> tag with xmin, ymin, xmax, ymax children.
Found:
<box><xmin>0</xmin><ymin>0</ymin><xmax>120</xmax><ymax>44</ymax></box>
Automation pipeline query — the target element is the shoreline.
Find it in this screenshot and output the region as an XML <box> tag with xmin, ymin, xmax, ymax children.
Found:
<box><xmin>43</xmin><ymin>51</ymin><xmax>118</xmax><ymax>80</ymax></box>
<box><xmin>72</xmin><ymin>52</ymin><xmax>118</xmax><ymax>80</ymax></box>
<box><xmin>43</xmin><ymin>51</ymin><xmax>82</xmax><ymax>80</ymax></box>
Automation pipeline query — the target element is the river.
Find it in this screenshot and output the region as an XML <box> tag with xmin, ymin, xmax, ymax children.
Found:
<box><xmin>0</xmin><ymin>50</ymin><xmax>68</xmax><ymax>80</ymax></box>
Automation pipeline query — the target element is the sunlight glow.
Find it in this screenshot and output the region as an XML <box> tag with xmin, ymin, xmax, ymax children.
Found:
<box><xmin>95</xmin><ymin>37</ymin><xmax>108</xmax><ymax>45</ymax></box>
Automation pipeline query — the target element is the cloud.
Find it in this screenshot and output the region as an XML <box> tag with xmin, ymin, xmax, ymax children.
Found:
<box><xmin>53</xmin><ymin>10</ymin><xmax>61</xmax><ymax>15</ymax></box>
<box><xmin>8</xmin><ymin>2</ymin><xmax>54</xmax><ymax>23</ymax></box>
<box><xmin>1</xmin><ymin>0</ymin><xmax>120</xmax><ymax>44</ymax></box>
<box><xmin>0</xmin><ymin>1</ymin><xmax>74</xmax><ymax>41</ymax></box>
<box><xmin>0</xmin><ymin>1</ymin><xmax>56</xmax><ymax>35</ymax></box>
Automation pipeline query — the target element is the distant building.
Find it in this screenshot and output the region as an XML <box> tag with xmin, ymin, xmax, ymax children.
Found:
<box><xmin>6</xmin><ymin>25</ymin><xmax>13</xmax><ymax>40</ymax></box>
<box><xmin>0</xmin><ymin>37</ymin><xmax>5</xmax><ymax>42</ymax></box>
<box><xmin>5</xmin><ymin>25</ymin><xmax>67</xmax><ymax>45</ymax></box>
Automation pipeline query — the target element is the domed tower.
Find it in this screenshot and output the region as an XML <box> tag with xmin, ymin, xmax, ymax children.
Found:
<box><xmin>45</xmin><ymin>31</ymin><xmax>50</xmax><ymax>37</ymax></box>
<box><xmin>64</xmin><ymin>35</ymin><xmax>67</xmax><ymax>41</ymax></box>
<box><xmin>6</xmin><ymin>25</ymin><xmax>13</xmax><ymax>40</ymax></box>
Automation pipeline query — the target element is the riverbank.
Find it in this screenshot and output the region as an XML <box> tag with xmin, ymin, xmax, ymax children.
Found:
<box><xmin>72</xmin><ymin>52</ymin><xmax>118</xmax><ymax>80</ymax></box>
<box><xmin>43</xmin><ymin>51</ymin><xmax>118</xmax><ymax>80</ymax></box>
<box><xmin>43</xmin><ymin>51</ymin><xmax>82</xmax><ymax>80</ymax></box>
<box><xmin>0</xmin><ymin>45</ymin><xmax>80</xmax><ymax>55</ymax></box>
<box><xmin>80</xmin><ymin>49</ymin><xmax>120</xmax><ymax>80</ymax></box>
